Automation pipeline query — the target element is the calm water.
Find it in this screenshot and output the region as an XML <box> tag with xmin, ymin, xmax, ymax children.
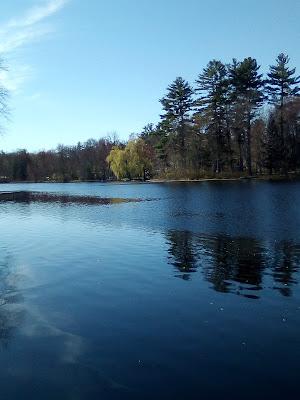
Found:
<box><xmin>0</xmin><ymin>181</ymin><xmax>300</xmax><ymax>399</ymax></box>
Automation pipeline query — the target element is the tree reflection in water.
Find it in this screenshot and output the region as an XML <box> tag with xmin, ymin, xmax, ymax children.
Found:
<box><xmin>202</xmin><ymin>236</ymin><xmax>265</xmax><ymax>299</ymax></box>
<box><xmin>166</xmin><ymin>231</ymin><xmax>197</xmax><ymax>280</ymax></box>
<box><xmin>166</xmin><ymin>230</ymin><xmax>300</xmax><ymax>298</ymax></box>
<box><xmin>272</xmin><ymin>241</ymin><xmax>300</xmax><ymax>297</ymax></box>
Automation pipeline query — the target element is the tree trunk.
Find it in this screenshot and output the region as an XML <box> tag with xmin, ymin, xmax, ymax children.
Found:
<box><xmin>238</xmin><ymin>140</ymin><xmax>243</xmax><ymax>172</ymax></box>
<box><xmin>226</xmin><ymin>115</ymin><xmax>234</xmax><ymax>172</ymax></box>
<box><xmin>280</xmin><ymin>87</ymin><xmax>288</xmax><ymax>176</ymax></box>
<box><xmin>179</xmin><ymin>117</ymin><xmax>186</xmax><ymax>170</ymax></box>
<box><xmin>246</xmin><ymin>114</ymin><xmax>252</xmax><ymax>176</ymax></box>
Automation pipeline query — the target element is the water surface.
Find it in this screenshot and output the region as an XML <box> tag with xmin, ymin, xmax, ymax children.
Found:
<box><xmin>0</xmin><ymin>181</ymin><xmax>299</xmax><ymax>399</ymax></box>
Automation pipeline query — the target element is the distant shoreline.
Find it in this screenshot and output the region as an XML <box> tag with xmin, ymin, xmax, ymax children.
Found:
<box><xmin>148</xmin><ymin>175</ymin><xmax>300</xmax><ymax>183</ymax></box>
<box><xmin>1</xmin><ymin>174</ymin><xmax>300</xmax><ymax>185</ymax></box>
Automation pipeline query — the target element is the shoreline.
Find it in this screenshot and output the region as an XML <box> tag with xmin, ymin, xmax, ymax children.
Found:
<box><xmin>0</xmin><ymin>174</ymin><xmax>300</xmax><ymax>185</ymax></box>
<box><xmin>148</xmin><ymin>175</ymin><xmax>300</xmax><ymax>183</ymax></box>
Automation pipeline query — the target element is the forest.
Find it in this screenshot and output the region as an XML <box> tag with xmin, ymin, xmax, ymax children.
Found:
<box><xmin>0</xmin><ymin>53</ymin><xmax>300</xmax><ymax>182</ymax></box>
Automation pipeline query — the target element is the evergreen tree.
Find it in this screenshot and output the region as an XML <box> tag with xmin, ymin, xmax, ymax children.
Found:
<box><xmin>160</xmin><ymin>77</ymin><xmax>194</xmax><ymax>167</ymax></box>
<box><xmin>266</xmin><ymin>53</ymin><xmax>300</xmax><ymax>105</ymax></box>
<box><xmin>263</xmin><ymin>113</ymin><xmax>282</xmax><ymax>174</ymax></box>
<box><xmin>266</xmin><ymin>53</ymin><xmax>300</xmax><ymax>173</ymax></box>
<box><xmin>195</xmin><ymin>60</ymin><xmax>229</xmax><ymax>172</ymax></box>
<box><xmin>229</xmin><ymin>57</ymin><xmax>264</xmax><ymax>175</ymax></box>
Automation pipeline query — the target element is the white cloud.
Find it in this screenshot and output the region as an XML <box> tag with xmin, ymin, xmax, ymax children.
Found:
<box><xmin>0</xmin><ymin>64</ymin><xmax>33</xmax><ymax>93</ymax></box>
<box><xmin>6</xmin><ymin>0</ymin><xmax>69</xmax><ymax>30</ymax></box>
<box><xmin>0</xmin><ymin>0</ymin><xmax>69</xmax><ymax>53</ymax></box>
<box><xmin>0</xmin><ymin>0</ymin><xmax>69</xmax><ymax>92</ymax></box>
<box><xmin>0</xmin><ymin>25</ymin><xmax>53</xmax><ymax>54</ymax></box>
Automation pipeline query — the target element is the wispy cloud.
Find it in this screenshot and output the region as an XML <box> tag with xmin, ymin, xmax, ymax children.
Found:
<box><xmin>6</xmin><ymin>0</ymin><xmax>69</xmax><ymax>30</ymax></box>
<box><xmin>0</xmin><ymin>0</ymin><xmax>69</xmax><ymax>53</ymax></box>
<box><xmin>0</xmin><ymin>0</ymin><xmax>69</xmax><ymax>92</ymax></box>
<box><xmin>0</xmin><ymin>25</ymin><xmax>52</xmax><ymax>54</ymax></box>
<box><xmin>0</xmin><ymin>65</ymin><xmax>33</xmax><ymax>92</ymax></box>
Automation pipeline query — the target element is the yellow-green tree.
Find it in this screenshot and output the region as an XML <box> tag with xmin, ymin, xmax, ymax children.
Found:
<box><xmin>126</xmin><ymin>138</ymin><xmax>153</xmax><ymax>180</ymax></box>
<box><xmin>106</xmin><ymin>146</ymin><xmax>129</xmax><ymax>179</ymax></box>
<box><xmin>106</xmin><ymin>139</ymin><xmax>153</xmax><ymax>180</ymax></box>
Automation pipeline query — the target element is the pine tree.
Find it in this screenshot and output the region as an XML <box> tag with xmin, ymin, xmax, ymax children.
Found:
<box><xmin>266</xmin><ymin>53</ymin><xmax>300</xmax><ymax>173</ymax></box>
<box><xmin>160</xmin><ymin>77</ymin><xmax>194</xmax><ymax>167</ymax></box>
<box><xmin>229</xmin><ymin>58</ymin><xmax>264</xmax><ymax>175</ymax></box>
<box><xmin>266</xmin><ymin>53</ymin><xmax>300</xmax><ymax>105</ymax></box>
<box><xmin>263</xmin><ymin>113</ymin><xmax>282</xmax><ymax>174</ymax></box>
<box><xmin>195</xmin><ymin>60</ymin><xmax>229</xmax><ymax>173</ymax></box>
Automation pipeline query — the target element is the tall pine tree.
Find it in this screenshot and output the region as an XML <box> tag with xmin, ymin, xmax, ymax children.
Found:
<box><xmin>266</xmin><ymin>53</ymin><xmax>300</xmax><ymax>173</ymax></box>
<box><xmin>263</xmin><ymin>112</ymin><xmax>282</xmax><ymax>174</ymax></box>
<box><xmin>160</xmin><ymin>77</ymin><xmax>194</xmax><ymax>168</ymax></box>
<box><xmin>266</xmin><ymin>53</ymin><xmax>300</xmax><ymax>105</ymax></box>
<box><xmin>195</xmin><ymin>60</ymin><xmax>229</xmax><ymax>173</ymax></box>
<box><xmin>229</xmin><ymin>58</ymin><xmax>264</xmax><ymax>175</ymax></box>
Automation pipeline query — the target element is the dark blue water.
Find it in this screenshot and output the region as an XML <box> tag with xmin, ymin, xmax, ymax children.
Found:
<box><xmin>0</xmin><ymin>181</ymin><xmax>300</xmax><ymax>399</ymax></box>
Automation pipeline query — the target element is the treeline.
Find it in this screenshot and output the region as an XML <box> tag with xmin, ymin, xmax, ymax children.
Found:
<box><xmin>0</xmin><ymin>138</ymin><xmax>115</xmax><ymax>182</ymax></box>
<box><xmin>1</xmin><ymin>53</ymin><xmax>300</xmax><ymax>182</ymax></box>
<box><xmin>108</xmin><ymin>53</ymin><xmax>300</xmax><ymax>180</ymax></box>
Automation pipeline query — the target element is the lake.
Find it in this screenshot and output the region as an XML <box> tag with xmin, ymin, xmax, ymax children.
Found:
<box><xmin>0</xmin><ymin>181</ymin><xmax>300</xmax><ymax>399</ymax></box>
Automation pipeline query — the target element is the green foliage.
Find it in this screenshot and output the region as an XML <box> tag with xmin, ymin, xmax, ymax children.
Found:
<box><xmin>160</xmin><ymin>77</ymin><xmax>194</xmax><ymax>126</ymax></box>
<box><xmin>196</xmin><ymin>60</ymin><xmax>228</xmax><ymax>109</ymax></box>
<box><xmin>195</xmin><ymin>60</ymin><xmax>229</xmax><ymax>172</ymax></box>
<box><xmin>106</xmin><ymin>146</ymin><xmax>129</xmax><ymax>180</ymax></box>
<box><xmin>107</xmin><ymin>139</ymin><xmax>154</xmax><ymax>180</ymax></box>
<box><xmin>126</xmin><ymin>138</ymin><xmax>153</xmax><ymax>180</ymax></box>
<box><xmin>160</xmin><ymin>77</ymin><xmax>194</xmax><ymax>166</ymax></box>
<box><xmin>230</xmin><ymin>57</ymin><xmax>264</xmax><ymax>111</ymax></box>
<box><xmin>265</xmin><ymin>54</ymin><xmax>300</xmax><ymax>173</ymax></box>
<box><xmin>266</xmin><ymin>53</ymin><xmax>300</xmax><ymax>105</ymax></box>
<box><xmin>229</xmin><ymin>57</ymin><xmax>264</xmax><ymax>174</ymax></box>
<box><xmin>263</xmin><ymin>113</ymin><xmax>282</xmax><ymax>172</ymax></box>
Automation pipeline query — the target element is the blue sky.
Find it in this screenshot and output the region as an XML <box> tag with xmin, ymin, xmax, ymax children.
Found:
<box><xmin>0</xmin><ymin>0</ymin><xmax>300</xmax><ymax>152</ymax></box>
